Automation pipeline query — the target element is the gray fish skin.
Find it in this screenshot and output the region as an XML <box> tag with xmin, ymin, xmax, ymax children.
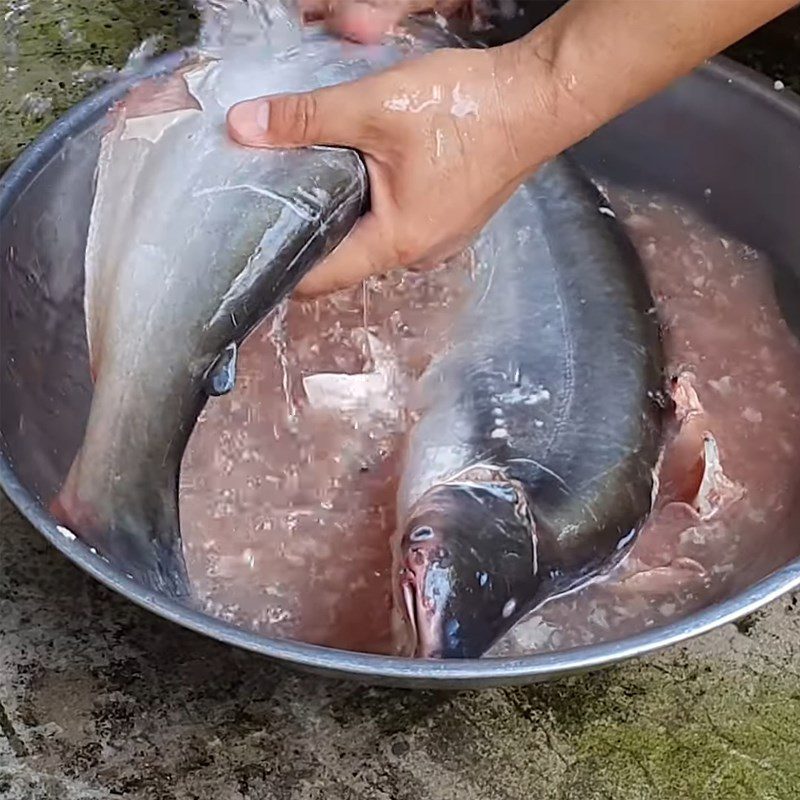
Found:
<box><xmin>54</xmin><ymin>135</ymin><xmax>366</xmax><ymax>596</ymax></box>
<box><xmin>51</xmin><ymin>25</ymin><xmax>448</xmax><ymax>596</ymax></box>
<box><xmin>396</xmin><ymin>156</ymin><xmax>664</xmax><ymax>658</ymax></box>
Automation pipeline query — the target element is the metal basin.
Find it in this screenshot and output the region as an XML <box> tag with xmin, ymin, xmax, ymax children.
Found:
<box><xmin>1</xmin><ymin>55</ymin><xmax>799</xmax><ymax>689</ymax></box>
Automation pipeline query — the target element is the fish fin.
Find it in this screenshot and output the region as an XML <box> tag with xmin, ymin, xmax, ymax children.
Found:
<box><xmin>205</xmin><ymin>342</ymin><xmax>238</xmax><ymax>396</ymax></box>
<box><xmin>50</xmin><ymin>485</ymin><xmax>191</xmax><ymax>598</ymax></box>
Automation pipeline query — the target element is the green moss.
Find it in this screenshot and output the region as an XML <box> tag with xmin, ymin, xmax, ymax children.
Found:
<box><xmin>559</xmin><ymin>663</ymin><xmax>800</xmax><ymax>800</ymax></box>
<box><xmin>335</xmin><ymin>651</ymin><xmax>800</xmax><ymax>800</ymax></box>
<box><xmin>0</xmin><ymin>0</ymin><xmax>199</xmax><ymax>166</ymax></box>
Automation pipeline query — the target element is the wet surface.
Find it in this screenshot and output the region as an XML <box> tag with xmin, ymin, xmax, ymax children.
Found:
<box><xmin>2</xmin><ymin>3</ymin><xmax>800</xmax><ymax>798</ymax></box>
<box><xmin>179</xmin><ymin>189</ymin><xmax>800</xmax><ymax>657</ymax></box>
<box><xmin>0</xmin><ymin>0</ymin><xmax>201</xmax><ymax>170</ymax></box>
<box><xmin>182</xmin><ymin>261</ymin><xmax>473</xmax><ymax>653</ymax></box>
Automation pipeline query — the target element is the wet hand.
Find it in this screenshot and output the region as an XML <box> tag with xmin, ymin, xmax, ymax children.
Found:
<box><xmin>227</xmin><ymin>46</ymin><xmax>549</xmax><ymax>297</ymax></box>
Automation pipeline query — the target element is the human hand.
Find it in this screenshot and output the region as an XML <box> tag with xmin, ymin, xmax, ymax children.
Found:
<box><xmin>227</xmin><ymin>45</ymin><xmax>555</xmax><ymax>296</ymax></box>
<box><xmin>300</xmin><ymin>0</ymin><xmax>473</xmax><ymax>43</ymax></box>
<box><xmin>228</xmin><ymin>0</ymin><xmax>799</xmax><ymax>295</ymax></box>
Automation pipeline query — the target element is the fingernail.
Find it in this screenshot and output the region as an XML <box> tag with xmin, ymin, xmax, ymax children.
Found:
<box><xmin>254</xmin><ymin>100</ymin><xmax>270</xmax><ymax>132</ymax></box>
<box><xmin>227</xmin><ymin>98</ymin><xmax>270</xmax><ymax>144</ymax></box>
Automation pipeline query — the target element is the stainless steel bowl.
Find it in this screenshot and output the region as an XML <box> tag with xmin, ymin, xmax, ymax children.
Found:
<box><xmin>2</xmin><ymin>55</ymin><xmax>799</xmax><ymax>689</ymax></box>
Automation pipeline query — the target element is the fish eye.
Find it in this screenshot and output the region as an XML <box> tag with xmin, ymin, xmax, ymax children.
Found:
<box><xmin>409</xmin><ymin>525</ymin><xmax>434</xmax><ymax>542</ymax></box>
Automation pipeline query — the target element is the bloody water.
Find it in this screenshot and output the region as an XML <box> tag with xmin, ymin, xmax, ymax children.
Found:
<box><xmin>490</xmin><ymin>191</ymin><xmax>800</xmax><ymax>656</ymax></box>
<box><xmin>180</xmin><ymin>190</ymin><xmax>800</xmax><ymax>657</ymax></box>
<box><xmin>181</xmin><ymin>259</ymin><xmax>473</xmax><ymax>654</ymax></box>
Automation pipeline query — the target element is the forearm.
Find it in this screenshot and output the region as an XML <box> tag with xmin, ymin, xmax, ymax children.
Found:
<box><xmin>496</xmin><ymin>0</ymin><xmax>797</xmax><ymax>165</ymax></box>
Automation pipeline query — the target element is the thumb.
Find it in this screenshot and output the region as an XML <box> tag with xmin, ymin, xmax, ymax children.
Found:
<box><xmin>295</xmin><ymin>214</ymin><xmax>398</xmax><ymax>297</ymax></box>
<box><xmin>227</xmin><ymin>84</ymin><xmax>368</xmax><ymax>149</ymax></box>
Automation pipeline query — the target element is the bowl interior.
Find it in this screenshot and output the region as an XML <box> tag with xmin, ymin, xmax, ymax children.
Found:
<box><xmin>1</xmin><ymin>57</ymin><xmax>800</xmax><ymax>687</ymax></box>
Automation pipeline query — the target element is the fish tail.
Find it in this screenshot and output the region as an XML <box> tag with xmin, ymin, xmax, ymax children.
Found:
<box><xmin>51</xmin><ymin>470</ymin><xmax>190</xmax><ymax>598</ymax></box>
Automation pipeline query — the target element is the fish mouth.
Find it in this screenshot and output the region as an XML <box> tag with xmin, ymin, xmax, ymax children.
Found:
<box><xmin>400</xmin><ymin>553</ymin><xmax>446</xmax><ymax>659</ymax></box>
<box><xmin>400</xmin><ymin>569</ymin><xmax>420</xmax><ymax>656</ymax></box>
<box><xmin>397</xmin><ymin>480</ymin><xmax>542</xmax><ymax>658</ymax></box>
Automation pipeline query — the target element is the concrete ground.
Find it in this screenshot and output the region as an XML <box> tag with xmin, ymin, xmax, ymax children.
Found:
<box><xmin>1</xmin><ymin>3</ymin><xmax>799</xmax><ymax>798</ymax></box>
<box><xmin>2</xmin><ymin>491</ymin><xmax>799</xmax><ymax>800</ymax></box>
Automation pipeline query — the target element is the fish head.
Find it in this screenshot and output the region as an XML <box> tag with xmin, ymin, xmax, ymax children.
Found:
<box><xmin>399</xmin><ymin>480</ymin><xmax>540</xmax><ymax>658</ymax></box>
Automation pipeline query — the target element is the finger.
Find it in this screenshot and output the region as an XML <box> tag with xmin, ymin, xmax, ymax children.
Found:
<box><xmin>299</xmin><ymin>0</ymin><xmax>329</xmax><ymax>21</ymax></box>
<box><xmin>301</xmin><ymin>0</ymin><xmax>451</xmax><ymax>28</ymax></box>
<box><xmin>328</xmin><ymin>0</ymin><xmax>409</xmax><ymax>43</ymax></box>
<box><xmin>294</xmin><ymin>215</ymin><xmax>398</xmax><ymax>297</ymax></box>
<box><xmin>227</xmin><ymin>82</ymin><xmax>371</xmax><ymax>150</ymax></box>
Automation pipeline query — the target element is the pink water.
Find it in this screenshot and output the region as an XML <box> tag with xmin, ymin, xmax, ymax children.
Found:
<box><xmin>491</xmin><ymin>191</ymin><xmax>800</xmax><ymax>656</ymax></box>
<box><xmin>181</xmin><ymin>258</ymin><xmax>473</xmax><ymax>653</ymax></box>
<box><xmin>180</xmin><ymin>189</ymin><xmax>800</xmax><ymax>657</ymax></box>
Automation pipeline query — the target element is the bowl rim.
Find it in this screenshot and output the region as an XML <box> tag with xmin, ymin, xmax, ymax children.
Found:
<box><xmin>2</xmin><ymin>53</ymin><xmax>799</xmax><ymax>687</ymax></box>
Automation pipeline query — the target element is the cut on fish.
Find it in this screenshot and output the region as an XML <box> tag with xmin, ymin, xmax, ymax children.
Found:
<box><xmin>394</xmin><ymin>156</ymin><xmax>665</xmax><ymax>658</ymax></box>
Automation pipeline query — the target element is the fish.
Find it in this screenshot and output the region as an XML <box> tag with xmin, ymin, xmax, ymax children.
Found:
<box><xmin>488</xmin><ymin>193</ymin><xmax>800</xmax><ymax>657</ymax></box>
<box><xmin>51</xmin><ymin>18</ymin><xmax>452</xmax><ymax>595</ymax></box>
<box><xmin>394</xmin><ymin>156</ymin><xmax>665</xmax><ymax>658</ymax></box>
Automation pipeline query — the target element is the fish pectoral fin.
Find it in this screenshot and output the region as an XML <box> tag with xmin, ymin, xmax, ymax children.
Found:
<box><xmin>205</xmin><ymin>342</ymin><xmax>238</xmax><ymax>397</ymax></box>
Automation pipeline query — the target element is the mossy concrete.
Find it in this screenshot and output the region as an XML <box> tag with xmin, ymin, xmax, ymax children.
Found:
<box><xmin>1</xmin><ymin>2</ymin><xmax>799</xmax><ymax>797</ymax></box>
<box><xmin>2</xmin><ymin>491</ymin><xmax>799</xmax><ymax>799</ymax></box>
<box><xmin>0</xmin><ymin>0</ymin><xmax>199</xmax><ymax>169</ymax></box>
